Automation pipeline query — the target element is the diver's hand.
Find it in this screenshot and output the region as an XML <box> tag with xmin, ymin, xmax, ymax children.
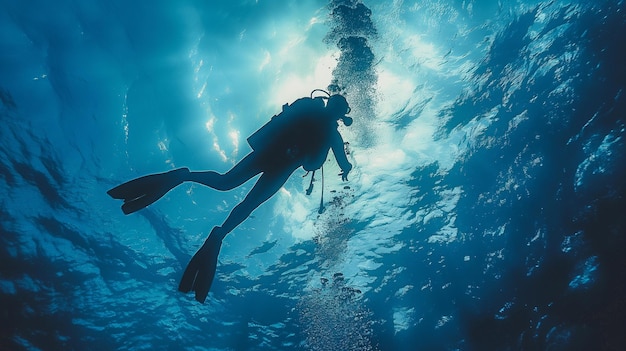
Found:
<box><xmin>339</xmin><ymin>164</ymin><xmax>352</xmax><ymax>181</ymax></box>
<box><xmin>339</xmin><ymin>171</ymin><xmax>349</xmax><ymax>181</ymax></box>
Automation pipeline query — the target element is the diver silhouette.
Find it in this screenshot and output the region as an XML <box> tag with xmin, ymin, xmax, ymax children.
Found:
<box><xmin>107</xmin><ymin>90</ymin><xmax>353</xmax><ymax>303</ymax></box>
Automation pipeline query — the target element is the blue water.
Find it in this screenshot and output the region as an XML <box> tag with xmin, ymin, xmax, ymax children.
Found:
<box><xmin>1</xmin><ymin>0</ymin><xmax>624</xmax><ymax>350</ymax></box>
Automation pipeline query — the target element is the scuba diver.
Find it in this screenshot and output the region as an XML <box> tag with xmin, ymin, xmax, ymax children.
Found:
<box><xmin>107</xmin><ymin>90</ymin><xmax>353</xmax><ymax>303</ymax></box>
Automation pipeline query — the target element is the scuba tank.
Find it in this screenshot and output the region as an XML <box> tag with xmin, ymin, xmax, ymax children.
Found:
<box><xmin>247</xmin><ymin>91</ymin><xmax>327</xmax><ymax>152</ymax></box>
<box><xmin>246</xmin><ymin>89</ymin><xmax>351</xmax><ymax>171</ymax></box>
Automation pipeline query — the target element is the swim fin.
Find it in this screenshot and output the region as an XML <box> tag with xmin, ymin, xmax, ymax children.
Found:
<box><xmin>178</xmin><ymin>228</ymin><xmax>223</xmax><ymax>303</ymax></box>
<box><xmin>107</xmin><ymin>167</ymin><xmax>189</xmax><ymax>215</ymax></box>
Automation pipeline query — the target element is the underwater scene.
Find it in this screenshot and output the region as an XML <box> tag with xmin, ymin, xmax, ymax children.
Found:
<box><xmin>1</xmin><ymin>0</ymin><xmax>624</xmax><ymax>350</ymax></box>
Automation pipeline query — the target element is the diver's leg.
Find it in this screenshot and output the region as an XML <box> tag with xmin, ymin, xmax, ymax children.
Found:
<box><xmin>185</xmin><ymin>153</ymin><xmax>262</xmax><ymax>191</ymax></box>
<box><xmin>180</xmin><ymin>166</ymin><xmax>296</xmax><ymax>303</ymax></box>
<box><xmin>213</xmin><ymin>166</ymin><xmax>297</xmax><ymax>240</ymax></box>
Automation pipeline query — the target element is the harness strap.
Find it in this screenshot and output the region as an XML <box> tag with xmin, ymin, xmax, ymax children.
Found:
<box><xmin>303</xmin><ymin>167</ymin><xmax>325</xmax><ymax>214</ymax></box>
<box><xmin>318</xmin><ymin>166</ymin><xmax>325</xmax><ymax>214</ymax></box>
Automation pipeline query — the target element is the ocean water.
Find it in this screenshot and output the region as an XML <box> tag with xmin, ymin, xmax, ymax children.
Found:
<box><xmin>1</xmin><ymin>0</ymin><xmax>624</xmax><ymax>350</ymax></box>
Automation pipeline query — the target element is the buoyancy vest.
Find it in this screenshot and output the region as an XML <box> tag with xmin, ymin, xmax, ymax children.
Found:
<box><xmin>247</xmin><ymin>97</ymin><xmax>334</xmax><ymax>171</ymax></box>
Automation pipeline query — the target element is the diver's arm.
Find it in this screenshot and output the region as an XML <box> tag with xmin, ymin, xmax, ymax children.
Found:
<box><xmin>330</xmin><ymin>130</ymin><xmax>352</xmax><ymax>181</ymax></box>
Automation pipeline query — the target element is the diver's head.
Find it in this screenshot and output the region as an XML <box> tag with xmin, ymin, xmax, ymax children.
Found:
<box><xmin>326</xmin><ymin>94</ymin><xmax>353</xmax><ymax>126</ymax></box>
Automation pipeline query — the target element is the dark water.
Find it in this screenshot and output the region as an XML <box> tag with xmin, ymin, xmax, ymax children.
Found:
<box><xmin>1</xmin><ymin>0</ymin><xmax>624</xmax><ymax>350</ymax></box>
